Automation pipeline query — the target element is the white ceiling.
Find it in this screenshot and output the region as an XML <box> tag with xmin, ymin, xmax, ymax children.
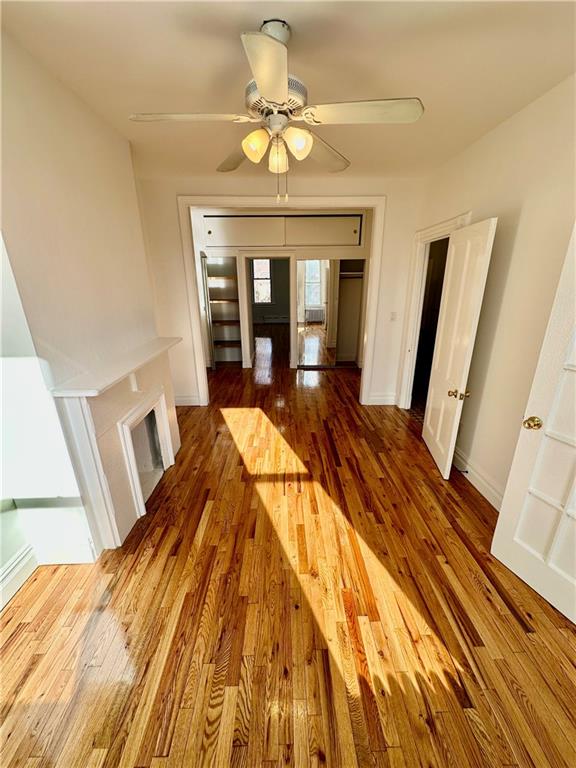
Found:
<box><xmin>3</xmin><ymin>1</ymin><xmax>575</xmax><ymax>178</ymax></box>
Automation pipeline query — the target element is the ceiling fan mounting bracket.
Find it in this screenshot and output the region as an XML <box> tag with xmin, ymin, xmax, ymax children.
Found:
<box><xmin>260</xmin><ymin>19</ymin><xmax>291</xmax><ymax>45</ymax></box>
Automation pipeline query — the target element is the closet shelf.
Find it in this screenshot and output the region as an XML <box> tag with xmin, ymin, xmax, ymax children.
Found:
<box><xmin>209</xmin><ymin>298</ymin><xmax>239</xmax><ymax>304</ymax></box>
<box><xmin>213</xmin><ymin>340</ymin><xmax>241</xmax><ymax>348</ymax></box>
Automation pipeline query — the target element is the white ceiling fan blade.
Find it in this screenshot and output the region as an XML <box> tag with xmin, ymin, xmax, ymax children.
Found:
<box><xmin>241</xmin><ymin>32</ymin><xmax>288</xmax><ymax>104</ymax></box>
<box><xmin>130</xmin><ymin>113</ymin><xmax>254</xmax><ymax>123</ymax></box>
<box><xmin>217</xmin><ymin>148</ymin><xmax>246</xmax><ymax>173</ymax></box>
<box><xmin>308</xmin><ymin>132</ymin><xmax>350</xmax><ymax>173</ymax></box>
<box><xmin>302</xmin><ymin>98</ymin><xmax>424</xmax><ymax>125</ymax></box>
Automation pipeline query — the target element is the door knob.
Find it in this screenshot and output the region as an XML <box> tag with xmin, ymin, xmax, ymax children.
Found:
<box><xmin>448</xmin><ymin>389</ymin><xmax>458</xmax><ymax>398</ymax></box>
<box><xmin>523</xmin><ymin>416</ymin><xmax>543</xmax><ymax>430</ymax></box>
<box><xmin>459</xmin><ymin>390</ymin><xmax>471</xmax><ymax>400</ymax></box>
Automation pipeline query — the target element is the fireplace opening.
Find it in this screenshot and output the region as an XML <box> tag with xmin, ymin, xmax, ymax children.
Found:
<box><xmin>130</xmin><ymin>410</ymin><xmax>164</xmax><ymax>503</ymax></box>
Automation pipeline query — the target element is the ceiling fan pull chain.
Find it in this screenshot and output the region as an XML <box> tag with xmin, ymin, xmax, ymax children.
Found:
<box><xmin>276</xmin><ymin>155</ymin><xmax>280</xmax><ymax>203</ymax></box>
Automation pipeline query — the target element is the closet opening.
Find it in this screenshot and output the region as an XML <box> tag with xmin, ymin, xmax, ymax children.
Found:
<box><xmin>410</xmin><ymin>238</ymin><xmax>449</xmax><ymax>418</ymax></box>
<box><xmin>297</xmin><ymin>259</ymin><xmax>365</xmax><ymax>369</ymax></box>
<box><xmin>202</xmin><ymin>254</ymin><xmax>242</xmax><ymax>368</ymax></box>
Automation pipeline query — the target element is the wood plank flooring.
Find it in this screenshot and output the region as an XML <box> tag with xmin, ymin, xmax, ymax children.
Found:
<box><xmin>297</xmin><ymin>324</ymin><xmax>337</xmax><ymax>367</ymax></box>
<box><xmin>2</xmin><ymin>333</ymin><xmax>576</xmax><ymax>767</ymax></box>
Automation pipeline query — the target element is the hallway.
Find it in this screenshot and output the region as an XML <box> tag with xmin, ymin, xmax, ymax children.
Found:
<box><xmin>1</xmin><ymin>361</ymin><xmax>575</xmax><ymax>767</ymax></box>
<box><xmin>298</xmin><ymin>324</ymin><xmax>336</xmax><ymax>367</ymax></box>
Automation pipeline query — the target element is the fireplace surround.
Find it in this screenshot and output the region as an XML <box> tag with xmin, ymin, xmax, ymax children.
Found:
<box><xmin>51</xmin><ymin>337</ymin><xmax>181</xmax><ymax>556</ymax></box>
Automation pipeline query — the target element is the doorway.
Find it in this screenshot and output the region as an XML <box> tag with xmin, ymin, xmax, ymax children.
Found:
<box><xmin>182</xmin><ymin>196</ymin><xmax>388</xmax><ymax>406</ymax></box>
<box><xmin>249</xmin><ymin>256</ymin><xmax>291</xmax><ymax>370</ymax></box>
<box><xmin>410</xmin><ymin>239</ymin><xmax>449</xmax><ymax>417</ymax></box>
<box><xmin>297</xmin><ymin>259</ymin><xmax>365</xmax><ymax>369</ymax></box>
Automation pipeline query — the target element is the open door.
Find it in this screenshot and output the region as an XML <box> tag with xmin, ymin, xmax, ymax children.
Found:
<box><xmin>491</xmin><ymin>227</ymin><xmax>575</xmax><ymax>621</ymax></box>
<box><xmin>422</xmin><ymin>218</ymin><xmax>497</xmax><ymax>478</ymax></box>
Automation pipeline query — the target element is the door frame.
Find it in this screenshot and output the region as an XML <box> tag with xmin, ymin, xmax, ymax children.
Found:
<box><xmin>239</xmin><ymin>251</ymin><xmax>296</xmax><ymax>367</ymax></box>
<box><xmin>397</xmin><ymin>212</ymin><xmax>472</xmax><ymax>409</ymax></box>
<box><xmin>296</xmin><ymin>256</ymin><xmax>368</xmax><ymax>369</ymax></box>
<box><xmin>177</xmin><ymin>195</ymin><xmax>387</xmax><ymax>406</ymax></box>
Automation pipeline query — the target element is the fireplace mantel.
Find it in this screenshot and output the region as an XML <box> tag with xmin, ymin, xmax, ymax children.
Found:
<box><xmin>51</xmin><ymin>337</ymin><xmax>181</xmax><ymax>397</ymax></box>
<box><xmin>51</xmin><ymin>338</ymin><xmax>182</xmax><ymax>557</ymax></box>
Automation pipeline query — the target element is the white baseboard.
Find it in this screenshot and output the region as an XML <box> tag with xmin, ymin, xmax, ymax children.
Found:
<box><xmin>0</xmin><ymin>544</ymin><xmax>38</xmax><ymax>609</ymax></box>
<box><xmin>175</xmin><ymin>395</ymin><xmax>202</xmax><ymax>406</ymax></box>
<box><xmin>453</xmin><ymin>447</ymin><xmax>503</xmax><ymax>511</ymax></box>
<box><xmin>361</xmin><ymin>392</ymin><xmax>397</xmax><ymax>406</ymax></box>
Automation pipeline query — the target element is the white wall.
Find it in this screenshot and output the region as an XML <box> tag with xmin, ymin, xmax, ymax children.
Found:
<box><xmin>2</xmin><ymin>34</ymin><xmax>157</xmax><ymax>387</ymax></box>
<box><xmin>137</xmin><ymin>176</ymin><xmax>426</xmax><ymax>403</ymax></box>
<box><xmin>1</xmin><ymin>357</ymin><xmax>80</xmax><ymax>500</ymax></box>
<box><xmin>1</xmin><ymin>236</ymin><xmax>35</xmax><ymax>357</ymax></box>
<box><xmin>336</xmin><ymin>276</ymin><xmax>363</xmax><ymax>362</ymax></box>
<box><xmin>417</xmin><ymin>75</ymin><xmax>575</xmax><ymax>506</ymax></box>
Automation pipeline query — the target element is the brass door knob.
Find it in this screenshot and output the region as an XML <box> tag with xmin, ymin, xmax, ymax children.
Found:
<box><xmin>459</xmin><ymin>390</ymin><xmax>471</xmax><ymax>400</ymax></box>
<box><xmin>523</xmin><ymin>416</ymin><xmax>543</xmax><ymax>430</ymax></box>
<box><xmin>448</xmin><ymin>389</ymin><xmax>458</xmax><ymax>398</ymax></box>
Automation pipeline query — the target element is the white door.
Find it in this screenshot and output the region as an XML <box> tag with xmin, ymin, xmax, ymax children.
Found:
<box><xmin>491</xmin><ymin>228</ymin><xmax>575</xmax><ymax>621</ymax></box>
<box><xmin>423</xmin><ymin>218</ymin><xmax>497</xmax><ymax>478</ymax></box>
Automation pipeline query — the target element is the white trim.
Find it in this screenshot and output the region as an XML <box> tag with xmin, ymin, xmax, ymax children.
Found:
<box><xmin>178</xmin><ymin>202</ymin><xmax>211</xmax><ymax>406</ymax></box>
<box><xmin>51</xmin><ymin>337</ymin><xmax>181</xmax><ymax>397</ymax></box>
<box><xmin>176</xmin><ymin>195</ymin><xmax>387</xmax><ymax>406</ymax></box>
<box><xmin>361</xmin><ymin>392</ymin><xmax>397</xmax><ymax>406</ymax></box>
<box><xmin>175</xmin><ymin>395</ymin><xmax>202</xmax><ymax>406</ymax></box>
<box><xmin>117</xmin><ymin>389</ymin><xmax>175</xmax><ymax>520</ymax></box>
<box><xmin>237</xmin><ymin>250</ymin><xmax>252</xmax><ymax>367</ymax></box>
<box><xmin>397</xmin><ymin>212</ymin><xmax>472</xmax><ymax>409</ymax></box>
<box><xmin>55</xmin><ymin>396</ymin><xmax>121</xmax><ymax>555</ymax></box>
<box><xmin>0</xmin><ymin>544</ymin><xmax>38</xmax><ymax>608</ymax></box>
<box><xmin>453</xmin><ymin>447</ymin><xmax>503</xmax><ymax>511</ymax></box>
<box><xmin>290</xmin><ymin>255</ymin><xmax>298</xmax><ymax>367</ymax></box>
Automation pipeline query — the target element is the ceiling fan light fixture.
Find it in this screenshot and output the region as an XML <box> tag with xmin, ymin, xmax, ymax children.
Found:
<box><xmin>268</xmin><ymin>137</ymin><xmax>289</xmax><ymax>174</ymax></box>
<box><xmin>284</xmin><ymin>126</ymin><xmax>314</xmax><ymax>160</ymax></box>
<box><xmin>241</xmin><ymin>128</ymin><xmax>270</xmax><ymax>163</ymax></box>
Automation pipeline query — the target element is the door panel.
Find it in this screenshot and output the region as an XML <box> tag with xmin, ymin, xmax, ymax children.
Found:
<box><xmin>285</xmin><ymin>216</ymin><xmax>362</xmax><ymax>246</ymax></box>
<box><xmin>204</xmin><ymin>216</ymin><xmax>285</xmax><ymax>247</ymax></box>
<box><xmin>422</xmin><ymin>218</ymin><xmax>497</xmax><ymax>478</ymax></box>
<box><xmin>491</xmin><ymin>227</ymin><xmax>575</xmax><ymax>620</ymax></box>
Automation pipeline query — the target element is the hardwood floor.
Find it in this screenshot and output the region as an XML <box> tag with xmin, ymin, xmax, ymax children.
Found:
<box><xmin>298</xmin><ymin>324</ymin><xmax>337</xmax><ymax>367</ymax></box>
<box><xmin>2</xmin><ymin>357</ymin><xmax>576</xmax><ymax>767</ymax></box>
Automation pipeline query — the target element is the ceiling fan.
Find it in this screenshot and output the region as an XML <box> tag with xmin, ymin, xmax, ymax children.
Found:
<box><xmin>130</xmin><ymin>19</ymin><xmax>424</xmax><ymax>175</ymax></box>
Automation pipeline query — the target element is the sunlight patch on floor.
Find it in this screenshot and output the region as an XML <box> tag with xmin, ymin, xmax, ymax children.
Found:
<box><xmin>219</xmin><ymin>406</ymin><xmax>463</xmax><ymax>698</ymax></box>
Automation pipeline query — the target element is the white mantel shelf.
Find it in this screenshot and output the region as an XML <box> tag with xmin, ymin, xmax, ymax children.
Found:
<box><xmin>51</xmin><ymin>337</ymin><xmax>181</xmax><ymax>398</ymax></box>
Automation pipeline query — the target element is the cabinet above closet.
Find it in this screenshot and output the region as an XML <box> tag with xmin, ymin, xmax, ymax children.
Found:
<box><xmin>203</xmin><ymin>214</ymin><xmax>363</xmax><ymax>248</ymax></box>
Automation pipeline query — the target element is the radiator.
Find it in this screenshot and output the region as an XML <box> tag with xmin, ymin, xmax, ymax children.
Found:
<box><xmin>305</xmin><ymin>308</ymin><xmax>325</xmax><ymax>323</ymax></box>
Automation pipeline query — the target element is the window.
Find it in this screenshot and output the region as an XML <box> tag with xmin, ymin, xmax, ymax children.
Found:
<box><xmin>305</xmin><ymin>260</ymin><xmax>322</xmax><ymax>307</ymax></box>
<box><xmin>253</xmin><ymin>259</ymin><xmax>272</xmax><ymax>304</ymax></box>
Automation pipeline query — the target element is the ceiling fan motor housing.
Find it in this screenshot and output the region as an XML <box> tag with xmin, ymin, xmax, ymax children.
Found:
<box><xmin>245</xmin><ymin>75</ymin><xmax>308</xmax><ymax>117</ymax></box>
